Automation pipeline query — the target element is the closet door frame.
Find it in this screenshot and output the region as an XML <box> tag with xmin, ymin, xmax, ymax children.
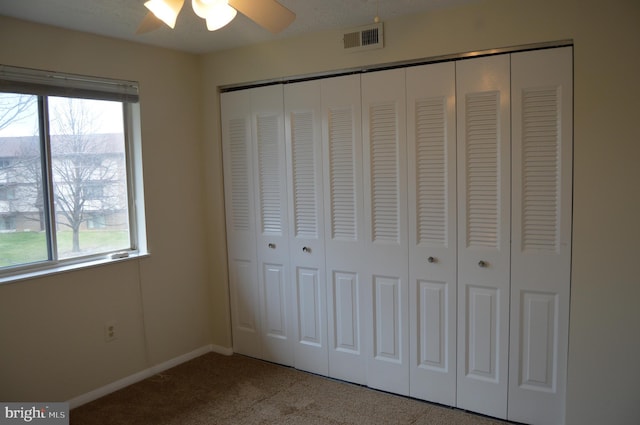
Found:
<box><xmin>221</xmin><ymin>89</ymin><xmax>262</xmax><ymax>359</ymax></box>
<box><xmin>221</xmin><ymin>43</ymin><xmax>573</xmax><ymax>424</ymax></box>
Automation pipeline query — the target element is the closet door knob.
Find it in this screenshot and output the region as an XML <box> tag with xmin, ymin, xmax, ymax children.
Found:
<box><xmin>268</xmin><ymin>243</ymin><xmax>276</xmax><ymax>249</ymax></box>
<box><xmin>478</xmin><ymin>260</ymin><xmax>487</xmax><ymax>268</ymax></box>
<box><xmin>427</xmin><ymin>256</ymin><xmax>436</xmax><ymax>263</ymax></box>
<box><xmin>302</xmin><ymin>246</ymin><xmax>311</xmax><ymax>253</ymax></box>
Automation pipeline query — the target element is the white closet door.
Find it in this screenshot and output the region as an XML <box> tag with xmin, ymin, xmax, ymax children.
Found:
<box><xmin>221</xmin><ymin>90</ymin><xmax>262</xmax><ymax>359</ymax></box>
<box><xmin>251</xmin><ymin>85</ymin><xmax>293</xmax><ymax>366</ymax></box>
<box><xmin>322</xmin><ymin>74</ymin><xmax>367</xmax><ymax>385</ymax></box>
<box><xmin>284</xmin><ymin>80</ymin><xmax>328</xmax><ymax>375</ymax></box>
<box><xmin>406</xmin><ymin>62</ymin><xmax>457</xmax><ymax>406</ymax></box>
<box><xmin>508</xmin><ymin>47</ymin><xmax>572</xmax><ymax>425</ymax></box>
<box><xmin>456</xmin><ymin>55</ymin><xmax>511</xmax><ymax>419</ymax></box>
<box><xmin>362</xmin><ymin>68</ymin><xmax>409</xmax><ymax>396</ymax></box>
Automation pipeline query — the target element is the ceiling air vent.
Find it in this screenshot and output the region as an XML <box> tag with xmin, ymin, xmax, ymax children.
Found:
<box><xmin>343</xmin><ymin>22</ymin><xmax>384</xmax><ymax>52</ymax></box>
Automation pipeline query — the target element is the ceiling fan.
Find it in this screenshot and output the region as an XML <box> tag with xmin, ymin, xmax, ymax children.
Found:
<box><xmin>137</xmin><ymin>0</ymin><xmax>296</xmax><ymax>34</ymax></box>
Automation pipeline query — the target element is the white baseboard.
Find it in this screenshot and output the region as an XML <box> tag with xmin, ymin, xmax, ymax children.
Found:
<box><xmin>147</xmin><ymin>344</ymin><xmax>214</xmax><ymax>375</ymax></box>
<box><xmin>68</xmin><ymin>344</ymin><xmax>233</xmax><ymax>409</ymax></box>
<box><xmin>68</xmin><ymin>368</ymin><xmax>154</xmax><ymax>410</ymax></box>
<box><xmin>211</xmin><ymin>344</ymin><xmax>233</xmax><ymax>356</ymax></box>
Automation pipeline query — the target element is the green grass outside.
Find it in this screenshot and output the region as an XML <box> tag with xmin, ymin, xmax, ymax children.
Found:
<box><xmin>0</xmin><ymin>230</ymin><xmax>130</xmax><ymax>268</ymax></box>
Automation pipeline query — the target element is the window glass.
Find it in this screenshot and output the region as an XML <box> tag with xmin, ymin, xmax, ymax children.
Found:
<box><xmin>48</xmin><ymin>97</ymin><xmax>130</xmax><ymax>259</ymax></box>
<box><xmin>0</xmin><ymin>93</ymin><xmax>48</xmax><ymax>267</ymax></box>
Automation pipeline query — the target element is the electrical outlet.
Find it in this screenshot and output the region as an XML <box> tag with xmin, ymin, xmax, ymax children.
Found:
<box><xmin>104</xmin><ymin>320</ymin><xmax>117</xmax><ymax>342</ymax></box>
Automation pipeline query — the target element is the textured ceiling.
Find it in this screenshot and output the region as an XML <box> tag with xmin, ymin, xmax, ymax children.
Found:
<box><xmin>0</xmin><ymin>0</ymin><xmax>478</xmax><ymax>54</ymax></box>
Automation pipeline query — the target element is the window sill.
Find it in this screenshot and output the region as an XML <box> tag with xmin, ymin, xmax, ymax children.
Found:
<box><xmin>0</xmin><ymin>251</ymin><xmax>150</xmax><ymax>286</ymax></box>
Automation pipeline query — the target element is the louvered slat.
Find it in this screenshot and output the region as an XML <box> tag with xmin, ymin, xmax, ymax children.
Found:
<box><xmin>257</xmin><ymin>114</ymin><xmax>282</xmax><ymax>234</ymax></box>
<box><xmin>370</xmin><ymin>102</ymin><xmax>399</xmax><ymax>243</ymax></box>
<box><xmin>522</xmin><ymin>88</ymin><xmax>560</xmax><ymax>252</ymax></box>
<box><xmin>329</xmin><ymin>107</ymin><xmax>357</xmax><ymax>240</ymax></box>
<box><xmin>291</xmin><ymin>111</ymin><xmax>318</xmax><ymax>238</ymax></box>
<box><xmin>229</xmin><ymin>118</ymin><xmax>250</xmax><ymax>231</ymax></box>
<box><xmin>465</xmin><ymin>92</ymin><xmax>499</xmax><ymax>248</ymax></box>
<box><xmin>415</xmin><ymin>97</ymin><xmax>447</xmax><ymax>246</ymax></box>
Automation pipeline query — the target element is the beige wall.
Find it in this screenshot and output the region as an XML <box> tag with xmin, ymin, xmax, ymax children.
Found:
<box><xmin>1</xmin><ymin>0</ymin><xmax>639</xmax><ymax>423</ymax></box>
<box><xmin>203</xmin><ymin>0</ymin><xmax>640</xmax><ymax>424</ymax></box>
<box><xmin>0</xmin><ymin>17</ymin><xmax>213</xmax><ymax>401</ymax></box>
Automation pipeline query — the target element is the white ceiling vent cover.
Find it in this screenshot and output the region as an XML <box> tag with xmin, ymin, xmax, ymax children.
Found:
<box><xmin>343</xmin><ymin>22</ymin><xmax>384</xmax><ymax>52</ymax></box>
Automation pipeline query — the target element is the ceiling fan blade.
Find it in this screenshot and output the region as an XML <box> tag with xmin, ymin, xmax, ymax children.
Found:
<box><xmin>228</xmin><ymin>0</ymin><xmax>295</xmax><ymax>33</ymax></box>
<box><xmin>136</xmin><ymin>11</ymin><xmax>164</xmax><ymax>34</ymax></box>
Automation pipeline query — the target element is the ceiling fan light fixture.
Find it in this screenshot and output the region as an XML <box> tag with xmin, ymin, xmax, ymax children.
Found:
<box><xmin>138</xmin><ymin>0</ymin><xmax>294</xmax><ymax>35</ymax></box>
<box><xmin>144</xmin><ymin>0</ymin><xmax>185</xmax><ymax>29</ymax></box>
<box><xmin>191</xmin><ymin>0</ymin><xmax>209</xmax><ymax>19</ymax></box>
<box><xmin>192</xmin><ymin>0</ymin><xmax>237</xmax><ymax>31</ymax></box>
<box><xmin>205</xmin><ymin>5</ymin><xmax>237</xmax><ymax>31</ymax></box>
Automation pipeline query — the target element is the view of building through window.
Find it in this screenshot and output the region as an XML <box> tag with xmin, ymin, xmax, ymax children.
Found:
<box><xmin>0</xmin><ymin>93</ymin><xmax>131</xmax><ymax>269</ymax></box>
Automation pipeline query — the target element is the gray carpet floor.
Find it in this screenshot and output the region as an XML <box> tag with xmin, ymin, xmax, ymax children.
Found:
<box><xmin>71</xmin><ymin>352</ymin><xmax>514</xmax><ymax>424</ymax></box>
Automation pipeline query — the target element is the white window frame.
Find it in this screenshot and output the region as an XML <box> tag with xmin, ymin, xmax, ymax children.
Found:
<box><xmin>0</xmin><ymin>65</ymin><xmax>148</xmax><ymax>283</ymax></box>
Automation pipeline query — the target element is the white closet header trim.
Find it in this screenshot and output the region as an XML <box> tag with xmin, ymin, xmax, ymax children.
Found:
<box><xmin>219</xmin><ymin>39</ymin><xmax>572</xmax><ymax>93</ymax></box>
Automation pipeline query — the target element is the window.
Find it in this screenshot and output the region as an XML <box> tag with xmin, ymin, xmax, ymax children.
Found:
<box><xmin>0</xmin><ymin>215</ymin><xmax>16</xmax><ymax>231</ymax></box>
<box><xmin>0</xmin><ymin>185</ymin><xmax>17</xmax><ymax>201</ymax></box>
<box><xmin>0</xmin><ymin>65</ymin><xmax>146</xmax><ymax>278</ymax></box>
<box><xmin>87</xmin><ymin>214</ymin><xmax>107</xmax><ymax>229</ymax></box>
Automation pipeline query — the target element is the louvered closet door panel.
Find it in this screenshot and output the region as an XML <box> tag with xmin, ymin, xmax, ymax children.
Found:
<box><xmin>362</xmin><ymin>68</ymin><xmax>409</xmax><ymax>396</ymax></box>
<box><xmin>406</xmin><ymin>62</ymin><xmax>457</xmax><ymax>406</ymax></box>
<box><xmin>508</xmin><ymin>47</ymin><xmax>572</xmax><ymax>425</ymax></box>
<box><xmin>456</xmin><ymin>55</ymin><xmax>511</xmax><ymax>419</ymax></box>
<box><xmin>321</xmin><ymin>74</ymin><xmax>367</xmax><ymax>385</ymax></box>
<box><xmin>251</xmin><ymin>85</ymin><xmax>293</xmax><ymax>366</ymax></box>
<box><xmin>221</xmin><ymin>90</ymin><xmax>262</xmax><ymax>359</ymax></box>
<box><xmin>284</xmin><ymin>80</ymin><xmax>328</xmax><ymax>375</ymax></box>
